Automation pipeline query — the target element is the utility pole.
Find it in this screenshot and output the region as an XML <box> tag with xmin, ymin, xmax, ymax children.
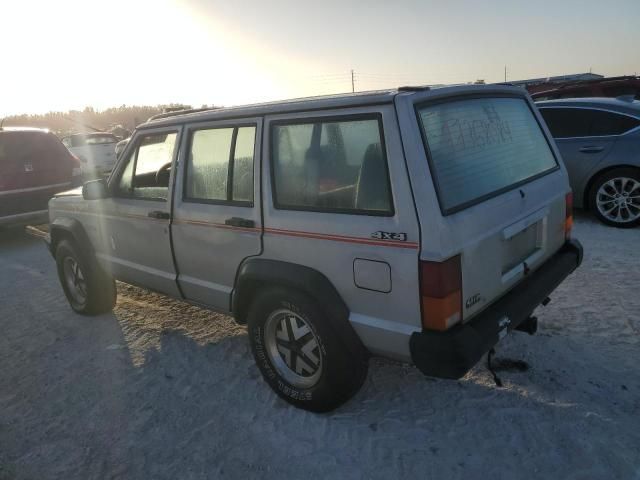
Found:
<box><xmin>504</xmin><ymin>65</ymin><xmax>507</xmax><ymax>82</ymax></box>
<box><xmin>351</xmin><ymin>69</ymin><xmax>355</xmax><ymax>93</ymax></box>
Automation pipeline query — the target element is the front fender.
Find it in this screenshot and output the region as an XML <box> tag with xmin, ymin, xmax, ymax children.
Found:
<box><xmin>49</xmin><ymin>216</ymin><xmax>94</xmax><ymax>259</ymax></box>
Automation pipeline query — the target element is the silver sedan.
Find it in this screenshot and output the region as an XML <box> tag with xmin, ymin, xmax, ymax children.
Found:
<box><xmin>537</xmin><ymin>97</ymin><xmax>640</xmax><ymax>227</ymax></box>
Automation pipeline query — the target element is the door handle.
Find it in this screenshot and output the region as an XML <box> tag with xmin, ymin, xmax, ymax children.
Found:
<box><xmin>225</xmin><ymin>217</ymin><xmax>255</xmax><ymax>228</ymax></box>
<box><xmin>148</xmin><ymin>210</ymin><xmax>170</xmax><ymax>220</ymax></box>
<box><xmin>579</xmin><ymin>146</ymin><xmax>604</xmax><ymax>153</ymax></box>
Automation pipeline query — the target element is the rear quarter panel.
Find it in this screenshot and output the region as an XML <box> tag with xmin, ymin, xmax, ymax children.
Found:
<box><xmin>260</xmin><ymin>104</ymin><xmax>422</xmax><ymax>361</ymax></box>
<box><xmin>578</xmin><ymin>129</ymin><xmax>640</xmax><ymax>206</ymax></box>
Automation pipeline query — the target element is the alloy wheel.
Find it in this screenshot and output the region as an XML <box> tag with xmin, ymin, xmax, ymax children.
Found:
<box><xmin>596</xmin><ymin>176</ymin><xmax>640</xmax><ymax>224</ymax></box>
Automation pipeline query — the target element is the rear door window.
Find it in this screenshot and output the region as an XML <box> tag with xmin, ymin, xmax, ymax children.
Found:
<box><xmin>271</xmin><ymin>116</ymin><xmax>393</xmax><ymax>215</ymax></box>
<box><xmin>417</xmin><ymin>96</ymin><xmax>558</xmax><ymax>214</ymax></box>
<box><xmin>184</xmin><ymin>125</ymin><xmax>256</xmax><ymax>204</ymax></box>
<box><xmin>540</xmin><ymin>108</ymin><xmax>640</xmax><ymax>137</ymax></box>
<box><xmin>538</xmin><ymin>108</ymin><xmax>591</xmax><ymax>138</ymax></box>
<box><xmin>587</xmin><ymin>110</ymin><xmax>640</xmax><ymax>136</ymax></box>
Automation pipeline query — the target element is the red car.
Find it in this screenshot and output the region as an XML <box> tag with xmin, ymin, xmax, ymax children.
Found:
<box><xmin>0</xmin><ymin>127</ymin><xmax>82</xmax><ymax>227</ymax></box>
<box><xmin>530</xmin><ymin>76</ymin><xmax>640</xmax><ymax>101</ymax></box>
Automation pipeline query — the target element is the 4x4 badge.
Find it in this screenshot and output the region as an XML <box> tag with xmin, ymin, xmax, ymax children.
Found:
<box><xmin>371</xmin><ymin>231</ymin><xmax>407</xmax><ymax>242</ymax></box>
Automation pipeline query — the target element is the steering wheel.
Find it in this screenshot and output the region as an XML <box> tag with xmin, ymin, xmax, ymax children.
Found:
<box><xmin>155</xmin><ymin>162</ymin><xmax>172</xmax><ymax>186</ymax></box>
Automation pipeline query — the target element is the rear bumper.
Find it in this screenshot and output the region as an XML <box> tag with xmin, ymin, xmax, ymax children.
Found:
<box><xmin>410</xmin><ymin>239</ymin><xmax>583</xmax><ymax>379</ymax></box>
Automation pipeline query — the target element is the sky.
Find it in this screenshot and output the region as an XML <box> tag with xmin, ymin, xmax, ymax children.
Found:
<box><xmin>1</xmin><ymin>0</ymin><xmax>639</xmax><ymax>116</ymax></box>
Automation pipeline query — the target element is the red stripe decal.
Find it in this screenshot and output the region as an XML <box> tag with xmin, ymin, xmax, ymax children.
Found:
<box><xmin>174</xmin><ymin>219</ymin><xmax>259</xmax><ymax>233</ymax></box>
<box><xmin>264</xmin><ymin>228</ymin><xmax>419</xmax><ymax>249</ymax></box>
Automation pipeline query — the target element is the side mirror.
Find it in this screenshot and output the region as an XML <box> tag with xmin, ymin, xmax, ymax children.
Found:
<box><xmin>82</xmin><ymin>179</ymin><xmax>109</xmax><ymax>200</ymax></box>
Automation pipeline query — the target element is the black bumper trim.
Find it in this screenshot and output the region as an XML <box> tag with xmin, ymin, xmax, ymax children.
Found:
<box><xmin>410</xmin><ymin>239</ymin><xmax>583</xmax><ymax>379</ymax></box>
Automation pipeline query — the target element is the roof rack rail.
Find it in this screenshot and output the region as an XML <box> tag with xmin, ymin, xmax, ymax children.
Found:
<box><xmin>148</xmin><ymin>106</ymin><xmax>220</xmax><ymax>122</ymax></box>
<box><xmin>397</xmin><ymin>85</ymin><xmax>431</xmax><ymax>92</ymax></box>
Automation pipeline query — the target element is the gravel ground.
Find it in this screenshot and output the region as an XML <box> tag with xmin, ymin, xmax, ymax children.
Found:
<box><xmin>0</xmin><ymin>213</ymin><xmax>638</xmax><ymax>480</ymax></box>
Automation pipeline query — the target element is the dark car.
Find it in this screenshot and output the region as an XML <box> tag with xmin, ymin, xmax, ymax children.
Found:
<box><xmin>531</xmin><ymin>76</ymin><xmax>640</xmax><ymax>101</ymax></box>
<box><xmin>0</xmin><ymin>127</ymin><xmax>82</xmax><ymax>227</ymax></box>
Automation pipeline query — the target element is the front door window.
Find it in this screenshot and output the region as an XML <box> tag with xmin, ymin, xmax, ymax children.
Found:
<box><xmin>115</xmin><ymin>132</ymin><xmax>178</xmax><ymax>201</ymax></box>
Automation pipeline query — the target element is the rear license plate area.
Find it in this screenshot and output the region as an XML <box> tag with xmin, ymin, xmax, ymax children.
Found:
<box><xmin>502</xmin><ymin>222</ymin><xmax>540</xmax><ymax>273</ymax></box>
<box><xmin>500</xmin><ymin>211</ymin><xmax>548</xmax><ymax>285</ymax></box>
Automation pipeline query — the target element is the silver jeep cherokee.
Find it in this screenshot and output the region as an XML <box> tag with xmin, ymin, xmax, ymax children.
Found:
<box><xmin>46</xmin><ymin>85</ymin><xmax>583</xmax><ymax>412</ymax></box>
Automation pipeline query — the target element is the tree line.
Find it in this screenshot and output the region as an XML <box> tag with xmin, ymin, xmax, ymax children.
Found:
<box><xmin>1</xmin><ymin>104</ymin><xmax>204</xmax><ymax>138</ymax></box>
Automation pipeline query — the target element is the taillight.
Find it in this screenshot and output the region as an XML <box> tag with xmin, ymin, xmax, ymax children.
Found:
<box><xmin>419</xmin><ymin>255</ymin><xmax>462</xmax><ymax>331</ymax></box>
<box><xmin>565</xmin><ymin>192</ymin><xmax>573</xmax><ymax>239</ymax></box>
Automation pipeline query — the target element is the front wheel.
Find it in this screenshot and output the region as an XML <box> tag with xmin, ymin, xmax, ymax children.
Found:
<box><xmin>590</xmin><ymin>168</ymin><xmax>640</xmax><ymax>228</ymax></box>
<box><xmin>55</xmin><ymin>239</ymin><xmax>116</xmax><ymax>314</ymax></box>
<box><xmin>247</xmin><ymin>287</ymin><xmax>368</xmax><ymax>412</ymax></box>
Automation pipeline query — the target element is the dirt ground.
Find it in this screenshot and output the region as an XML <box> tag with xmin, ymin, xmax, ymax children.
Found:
<box><xmin>0</xmin><ymin>213</ymin><xmax>638</xmax><ymax>480</ymax></box>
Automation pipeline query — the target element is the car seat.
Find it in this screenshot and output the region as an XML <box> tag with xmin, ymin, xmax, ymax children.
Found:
<box><xmin>355</xmin><ymin>143</ymin><xmax>390</xmax><ymax>211</ymax></box>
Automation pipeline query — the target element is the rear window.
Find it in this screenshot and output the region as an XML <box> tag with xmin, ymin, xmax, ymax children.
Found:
<box><xmin>85</xmin><ymin>134</ymin><xmax>118</xmax><ymax>145</ymax></box>
<box><xmin>0</xmin><ymin>131</ymin><xmax>69</xmax><ymax>165</ymax></box>
<box><xmin>69</xmin><ymin>134</ymin><xmax>117</xmax><ymax>147</ymax></box>
<box><xmin>418</xmin><ymin>96</ymin><xmax>558</xmax><ymax>213</ymax></box>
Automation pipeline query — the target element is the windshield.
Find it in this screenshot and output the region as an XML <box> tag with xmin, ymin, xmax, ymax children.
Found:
<box><xmin>418</xmin><ymin>96</ymin><xmax>558</xmax><ymax>213</ymax></box>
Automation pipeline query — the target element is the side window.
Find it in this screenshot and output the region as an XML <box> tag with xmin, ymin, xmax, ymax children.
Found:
<box><xmin>272</xmin><ymin>116</ymin><xmax>393</xmax><ymax>215</ymax></box>
<box><xmin>588</xmin><ymin>110</ymin><xmax>640</xmax><ymax>136</ymax></box>
<box><xmin>184</xmin><ymin>125</ymin><xmax>256</xmax><ymax>204</ymax></box>
<box><xmin>539</xmin><ymin>108</ymin><xmax>591</xmax><ymax>138</ymax></box>
<box><xmin>115</xmin><ymin>132</ymin><xmax>178</xmax><ymax>200</ymax></box>
<box><xmin>232</xmin><ymin>127</ymin><xmax>256</xmax><ymax>202</ymax></box>
<box><xmin>187</xmin><ymin>128</ymin><xmax>233</xmax><ymax>201</ymax></box>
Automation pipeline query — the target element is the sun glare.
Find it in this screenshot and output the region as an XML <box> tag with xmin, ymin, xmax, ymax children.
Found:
<box><xmin>1</xmin><ymin>0</ymin><xmax>327</xmax><ymax>116</ymax></box>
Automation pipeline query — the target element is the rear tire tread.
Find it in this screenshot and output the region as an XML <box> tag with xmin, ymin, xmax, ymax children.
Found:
<box><xmin>247</xmin><ymin>287</ymin><xmax>368</xmax><ymax>412</ymax></box>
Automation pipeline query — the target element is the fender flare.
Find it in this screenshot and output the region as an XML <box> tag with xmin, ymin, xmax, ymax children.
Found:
<box><xmin>232</xmin><ymin>258</ymin><xmax>364</xmax><ymax>353</ymax></box>
<box><xmin>49</xmin><ymin>217</ymin><xmax>94</xmax><ymax>259</ymax></box>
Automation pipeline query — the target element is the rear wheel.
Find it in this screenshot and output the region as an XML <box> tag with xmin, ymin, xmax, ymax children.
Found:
<box><xmin>55</xmin><ymin>239</ymin><xmax>116</xmax><ymax>314</ymax></box>
<box><xmin>247</xmin><ymin>287</ymin><xmax>368</xmax><ymax>412</ymax></box>
<box><xmin>590</xmin><ymin>168</ymin><xmax>640</xmax><ymax>228</ymax></box>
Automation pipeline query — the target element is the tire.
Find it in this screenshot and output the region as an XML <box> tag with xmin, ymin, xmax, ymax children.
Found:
<box><xmin>55</xmin><ymin>239</ymin><xmax>116</xmax><ymax>315</ymax></box>
<box><xmin>247</xmin><ymin>287</ymin><xmax>368</xmax><ymax>412</ymax></box>
<box><xmin>589</xmin><ymin>168</ymin><xmax>640</xmax><ymax>228</ymax></box>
